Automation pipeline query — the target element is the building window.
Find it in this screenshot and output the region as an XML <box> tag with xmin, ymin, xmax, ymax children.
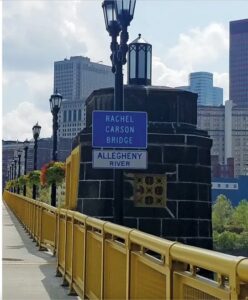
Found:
<box><xmin>68</xmin><ymin>110</ymin><xmax>72</xmax><ymax>122</ymax></box>
<box><xmin>78</xmin><ymin>109</ymin><xmax>81</xmax><ymax>121</ymax></box>
<box><xmin>73</xmin><ymin>110</ymin><xmax>77</xmax><ymax>122</ymax></box>
<box><xmin>63</xmin><ymin>111</ymin><xmax>67</xmax><ymax>122</ymax></box>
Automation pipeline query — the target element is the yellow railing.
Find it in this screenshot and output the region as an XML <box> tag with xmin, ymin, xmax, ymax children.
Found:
<box><xmin>3</xmin><ymin>191</ymin><xmax>248</xmax><ymax>300</ymax></box>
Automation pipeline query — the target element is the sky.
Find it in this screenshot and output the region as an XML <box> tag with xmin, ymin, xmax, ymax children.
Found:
<box><xmin>2</xmin><ymin>0</ymin><xmax>248</xmax><ymax>140</ymax></box>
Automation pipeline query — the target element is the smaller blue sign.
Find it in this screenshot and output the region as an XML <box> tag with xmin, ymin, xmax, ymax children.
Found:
<box><xmin>92</xmin><ymin>111</ymin><xmax>147</xmax><ymax>149</ymax></box>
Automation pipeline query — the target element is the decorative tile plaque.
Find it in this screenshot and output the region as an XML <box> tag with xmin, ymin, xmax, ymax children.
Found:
<box><xmin>134</xmin><ymin>174</ymin><xmax>167</xmax><ymax>207</ymax></box>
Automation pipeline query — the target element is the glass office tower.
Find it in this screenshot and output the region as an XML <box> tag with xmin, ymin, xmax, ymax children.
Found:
<box><xmin>177</xmin><ymin>72</ymin><xmax>223</xmax><ymax>106</ymax></box>
<box><xmin>230</xmin><ymin>19</ymin><xmax>248</xmax><ymax>107</ymax></box>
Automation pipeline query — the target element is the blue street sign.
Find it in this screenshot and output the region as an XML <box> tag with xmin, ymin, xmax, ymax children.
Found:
<box><xmin>92</xmin><ymin>111</ymin><xmax>147</xmax><ymax>149</ymax></box>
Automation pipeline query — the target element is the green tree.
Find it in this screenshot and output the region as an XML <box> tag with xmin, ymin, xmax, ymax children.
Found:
<box><xmin>212</xmin><ymin>195</ymin><xmax>233</xmax><ymax>232</ymax></box>
<box><xmin>232</xmin><ymin>199</ymin><xmax>248</xmax><ymax>231</ymax></box>
<box><xmin>214</xmin><ymin>231</ymin><xmax>239</xmax><ymax>252</ymax></box>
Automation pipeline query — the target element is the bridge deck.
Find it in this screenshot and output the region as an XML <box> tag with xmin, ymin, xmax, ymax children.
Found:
<box><xmin>2</xmin><ymin>202</ymin><xmax>79</xmax><ymax>300</ymax></box>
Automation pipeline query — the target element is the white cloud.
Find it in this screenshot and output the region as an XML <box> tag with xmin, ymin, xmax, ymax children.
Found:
<box><xmin>3</xmin><ymin>102</ymin><xmax>52</xmax><ymax>141</ymax></box>
<box><xmin>152</xmin><ymin>56</ymin><xmax>191</xmax><ymax>87</ymax></box>
<box><xmin>152</xmin><ymin>56</ymin><xmax>229</xmax><ymax>100</ymax></box>
<box><xmin>2</xmin><ymin>2</ymin><xmax>231</xmax><ymax>141</ymax></box>
<box><xmin>213</xmin><ymin>72</ymin><xmax>229</xmax><ymax>100</ymax></box>
<box><xmin>3</xmin><ymin>70</ymin><xmax>53</xmax><ymax>113</ymax></box>
<box><xmin>3</xmin><ymin>0</ymin><xmax>109</xmax><ymax>72</ymax></box>
<box><xmin>151</xmin><ymin>23</ymin><xmax>229</xmax><ymax>98</ymax></box>
<box><xmin>166</xmin><ymin>23</ymin><xmax>229</xmax><ymax>70</ymax></box>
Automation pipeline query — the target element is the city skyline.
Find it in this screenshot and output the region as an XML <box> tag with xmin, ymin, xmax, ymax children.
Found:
<box><xmin>3</xmin><ymin>0</ymin><xmax>248</xmax><ymax>140</ymax></box>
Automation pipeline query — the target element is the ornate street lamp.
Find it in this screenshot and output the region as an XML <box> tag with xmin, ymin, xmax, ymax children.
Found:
<box><xmin>11</xmin><ymin>161</ymin><xmax>14</xmax><ymax>192</ymax></box>
<box><xmin>11</xmin><ymin>161</ymin><xmax>13</xmax><ymax>180</ymax></box>
<box><xmin>49</xmin><ymin>90</ymin><xmax>63</xmax><ymax>207</ymax></box>
<box><xmin>13</xmin><ymin>157</ymin><xmax>17</xmax><ymax>193</ymax></box>
<box><xmin>7</xmin><ymin>164</ymin><xmax>10</xmax><ymax>181</ymax></box>
<box><xmin>7</xmin><ymin>162</ymin><xmax>11</xmax><ymax>189</ymax></box>
<box><xmin>102</xmin><ymin>0</ymin><xmax>136</xmax><ymax>225</ymax></box>
<box><xmin>23</xmin><ymin>139</ymin><xmax>29</xmax><ymax>196</ymax></box>
<box><xmin>32</xmin><ymin>122</ymin><xmax>41</xmax><ymax>199</ymax></box>
<box><xmin>17</xmin><ymin>149</ymin><xmax>22</xmax><ymax>194</ymax></box>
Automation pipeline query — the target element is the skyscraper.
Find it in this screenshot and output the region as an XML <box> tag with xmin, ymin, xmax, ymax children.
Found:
<box><xmin>229</xmin><ymin>19</ymin><xmax>248</xmax><ymax>107</ymax></box>
<box><xmin>197</xmin><ymin>102</ymin><xmax>248</xmax><ymax>177</ymax></box>
<box><xmin>54</xmin><ymin>56</ymin><xmax>114</xmax><ymax>102</ymax></box>
<box><xmin>54</xmin><ymin>56</ymin><xmax>114</xmax><ymax>139</ymax></box>
<box><xmin>177</xmin><ymin>72</ymin><xmax>223</xmax><ymax>106</ymax></box>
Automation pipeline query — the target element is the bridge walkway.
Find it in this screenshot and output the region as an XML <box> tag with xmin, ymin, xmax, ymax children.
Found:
<box><xmin>2</xmin><ymin>202</ymin><xmax>79</xmax><ymax>300</ymax></box>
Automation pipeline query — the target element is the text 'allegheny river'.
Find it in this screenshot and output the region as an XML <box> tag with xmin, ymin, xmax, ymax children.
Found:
<box><xmin>93</xmin><ymin>150</ymin><xmax>147</xmax><ymax>169</ymax></box>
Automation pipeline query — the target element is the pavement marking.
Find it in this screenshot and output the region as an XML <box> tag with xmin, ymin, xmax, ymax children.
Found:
<box><xmin>2</xmin><ymin>258</ymin><xmax>24</xmax><ymax>261</ymax></box>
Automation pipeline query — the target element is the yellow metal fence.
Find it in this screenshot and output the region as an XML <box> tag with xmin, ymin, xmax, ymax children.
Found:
<box><xmin>3</xmin><ymin>191</ymin><xmax>248</xmax><ymax>300</ymax></box>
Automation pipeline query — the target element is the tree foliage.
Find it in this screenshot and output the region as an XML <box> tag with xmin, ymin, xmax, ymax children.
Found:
<box><xmin>212</xmin><ymin>195</ymin><xmax>248</xmax><ymax>255</ymax></box>
<box><xmin>212</xmin><ymin>195</ymin><xmax>233</xmax><ymax>232</ymax></box>
<box><xmin>232</xmin><ymin>199</ymin><xmax>248</xmax><ymax>231</ymax></box>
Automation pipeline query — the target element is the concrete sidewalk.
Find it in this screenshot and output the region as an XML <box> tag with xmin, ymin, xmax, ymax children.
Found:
<box><xmin>2</xmin><ymin>202</ymin><xmax>79</xmax><ymax>300</ymax></box>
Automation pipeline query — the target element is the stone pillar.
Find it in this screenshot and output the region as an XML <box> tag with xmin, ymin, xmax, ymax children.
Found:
<box><xmin>73</xmin><ymin>85</ymin><xmax>213</xmax><ymax>250</ymax></box>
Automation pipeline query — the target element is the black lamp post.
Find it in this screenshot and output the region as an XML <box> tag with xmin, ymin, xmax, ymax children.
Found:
<box><xmin>7</xmin><ymin>165</ymin><xmax>10</xmax><ymax>181</ymax></box>
<box><xmin>17</xmin><ymin>149</ymin><xmax>22</xmax><ymax>194</ymax></box>
<box><xmin>102</xmin><ymin>0</ymin><xmax>136</xmax><ymax>225</ymax></box>
<box><xmin>49</xmin><ymin>90</ymin><xmax>63</xmax><ymax>207</ymax></box>
<box><xmin>32</xmin><ymin>122</ymin><xmax>41</xmax><ymax>199</ymax></box>
<box><xmin>11</xmin><ymin>162</ymin><xmax>14</xmax><ymax>179</ymax></box>
<box><xmin>7</xmin><ymin>163</ymin><xmax>11</xmax><ymax>189</ymax></box>
<box><xmin>13</xmin><ymin>158</ymin><xmax>17</xmax><ymax>193</ymax></box>
<box><xmin>23</xmin><ymin>139</ymin><xmax>29</xmax><ymax>196</ymax></box>
<box><xmin>10</xmin><ymin>162</ymin><xmax>14</xmax><ymax>192</ymax></box>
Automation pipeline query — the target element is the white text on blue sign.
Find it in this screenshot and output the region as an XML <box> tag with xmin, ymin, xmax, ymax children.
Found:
<box><xmin>92</xmin><ymin>111</ymin><xmax>147</xmax><ymax>148</ymax></box>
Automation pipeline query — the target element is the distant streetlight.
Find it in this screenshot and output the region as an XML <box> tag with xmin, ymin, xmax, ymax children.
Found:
<box><xmin>7</xmin><ymin>164</ymin><xmax>10</xmax><ymax>181</ymax></box>
<box><xmin>32</xmin><ymin>122</ymin><xmax>41</xmax><ymax>199</ymax></box>
<box><xmin>23</xmin><ymin>139</ymin><xmax>29</xmax><ymax>196</ymax></box>
<box><xmin>8</xmin><ymin>163</ymin><xmax>12</xmax><ymax>190</ymax></box>
<box><xmin>13</xmin><ymin>158</ymin><xmax>17</xmax><ymax>193</ymax></box>
<box><xmin>17</xmin><ymin>149</ymin><xmax>22</xmax><ymax>194</ymax></box>
<box><xmin>49</xmin><ymin>90</ymin><xmax>63</xmax><ymax>207</ymax></box>
<box><xmin>102</xmin><ymin>0</ymin><xmax>136</xmax><ymax>225</ymax></box>
<box><xmin>11</xmin><ymin>161</ymin><xmax>14</xmax><ymax>192</ymax></box>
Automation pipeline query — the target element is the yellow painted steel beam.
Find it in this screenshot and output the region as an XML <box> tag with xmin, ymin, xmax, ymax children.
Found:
<box><xmin>237</xmin><ymin>259</ymin><xmax>248</xmax><ymax>282</ymax></box>
<box><xmin>3</xmin><ymin>190</ymin><xmax>248</xmax><ymax>300</ymax></box>
<box><xmin>170</xmin><ymin>242</ymin><xmax>245</xmax><ymax>277</ymax></box>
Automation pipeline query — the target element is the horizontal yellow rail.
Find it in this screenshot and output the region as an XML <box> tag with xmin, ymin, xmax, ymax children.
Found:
<box><xmin>3</xmin><ymin>191</ymin><xmax>248</xmax><ymax>300</ymax></box>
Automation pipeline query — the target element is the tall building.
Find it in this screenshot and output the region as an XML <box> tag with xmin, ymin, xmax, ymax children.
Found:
<box><xmin>58</xmin><ymin>100</ymin><xmax>85</xmax><ymax>139</ymax></box>
<box><xmin>177</xmin><ymin>72</ymin><xmax>223</xmax><ymax>106</ymax></box>
<box><xmin>197</xmin><ymin>101</ymin><xmax>248</xmax><ymax>177</ymax></box>
<box><xmin>229</xmin><ymin>19</ymin><xmax>248</xmax><ymax>107</ymax></box>
<box><xmin>54</xmin><ymin>56</ymin><xmax>114</xmax><ymax>139</ymax></box>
